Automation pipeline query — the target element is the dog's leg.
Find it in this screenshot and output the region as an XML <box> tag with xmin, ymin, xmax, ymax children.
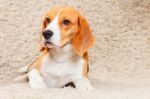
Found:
<box><xmin>14</xmin><ymin>73</ymin><xmax>28</xmax><ymax>82</ymax></box>
<box><xmin>18</xmin><ymin>65</ymin><xmax>29</xmax><ymax>73</ymax></box>
<box><xmin>28</xmin><ymin>69</ymin><xmax>47</xmax><ymax>88</ymax></box>
<box><xmin>18</xmin><ymin>57</ymin><xmax>41</xmax><ymax>74</ymax></box>
<box><xmin>74</xmin><ymin>77</ymin><xmax>93</xmax><ymax>90</ymax></box>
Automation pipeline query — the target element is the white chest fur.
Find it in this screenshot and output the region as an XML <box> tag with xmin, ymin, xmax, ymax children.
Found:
<box><xmin>41</xmin><ymin>44</ymin><xmax>84</xmax><ymax>88</ymax></box>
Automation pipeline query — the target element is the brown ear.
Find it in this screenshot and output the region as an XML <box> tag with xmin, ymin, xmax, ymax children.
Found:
<box><xmin>73</xmin><ymin>15</ymin><xmax>95</xmax><ymax>56</ymax></box>
<box><xmin>39</xmin><ymin>18</ymin><xmax>47</xmax><ymax>52</ymax></box>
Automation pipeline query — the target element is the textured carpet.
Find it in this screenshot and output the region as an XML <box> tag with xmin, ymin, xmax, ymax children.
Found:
<box><xmin>0</xmin><ymin>0</ymin><xmax>150</xmax><ymax>98</ymax></box>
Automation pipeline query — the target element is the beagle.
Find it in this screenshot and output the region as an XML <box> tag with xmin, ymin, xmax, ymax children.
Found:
<box><xmin>19</xmin><ymin>7</ymin><xmax>95</xmax><ymax>90</ymax></box>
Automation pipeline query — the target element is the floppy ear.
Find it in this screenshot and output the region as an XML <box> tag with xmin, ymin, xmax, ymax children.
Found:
<box><xmin>39</xmin><ymin>18</ymin><xmax>47</xmax><ymax>52</ymax></box>
<box><xmin>73</xmin><ymin>15</ymin><xmax>95</xmax><ymax>56</ymax></box>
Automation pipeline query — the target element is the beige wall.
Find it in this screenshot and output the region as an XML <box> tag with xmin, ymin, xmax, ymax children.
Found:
<box><xmin>0</xmin><ymin>0</ymin><xmax>150</xmax><ymax>83</ymax></box>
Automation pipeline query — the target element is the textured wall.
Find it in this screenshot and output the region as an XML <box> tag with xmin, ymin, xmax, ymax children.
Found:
<box><xmin>0</xmin><ymin>0</ymin><xmax>150</xmax><ymax>85</ymax></box>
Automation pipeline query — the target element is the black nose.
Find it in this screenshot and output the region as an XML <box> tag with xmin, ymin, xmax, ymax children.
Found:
<box><xmin>43</xmin><ymin>30</ymin><xmax>53</xmax><ymax>40</ymax></box>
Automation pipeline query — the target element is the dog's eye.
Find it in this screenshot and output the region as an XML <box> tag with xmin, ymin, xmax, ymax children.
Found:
<box><xmin>46</xmin><ymin>18</ymin><xmax>50</xmax><ymax>23</ymax></box>
<box><xmin>63</xmin><ymin>19</ymin><xmax>71</xmax><ymax>25</ymax></box>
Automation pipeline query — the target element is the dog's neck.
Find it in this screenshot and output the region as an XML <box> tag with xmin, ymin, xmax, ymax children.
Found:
<box><xmin>49</xmin><ymin>44</ymin><xmax>79</xmax><ymax>63</ymax></box>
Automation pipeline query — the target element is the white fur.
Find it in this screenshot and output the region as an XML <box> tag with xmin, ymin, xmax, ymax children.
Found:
<box><xmin>28</xmin><ymin>44</ymin><xmax>92</xmax><ymax>89</ymax></box>
<box><xmin>14</xmin><ymin>74</ymin><xmax>28</xmax><ymax>82</ymax></box>
<box><xmin>74</xmin><ymin>77</ymin><xmax>94</xmax><ymax>90</ymax></box>
<box><xmin>45</xmin><ymin>11</ymin><xmax>61</xmax><ymax>47</ymax></box>
<box><xmin>41</xmin><ymin>44</ymin><xmax>84</xmax><ymax>88</ymax></box>
<box><xmin>28</xmin><ymin>69</ymin><xmax>47</xmax><ymax>88</ymax></box>
<box><xmin>18</xmin><ymin>65</ymin><xmax>28</xmax><ymax>73</ymax></box>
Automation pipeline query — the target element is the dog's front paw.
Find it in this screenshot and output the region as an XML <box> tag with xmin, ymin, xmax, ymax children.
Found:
<box><xmin>74</xmin><ymin>78</ymin><xmax>94</xmax><ymax>90</ymax></box>
<box><xmin>14</xmin><ymin>74</ymin><xmax>28</xmax><ymax>82</ymax></box>
<box><xmin>77</xmin><ymin>84</ymin><xmax>94</xmax><ymax>90</ymax></box>
<box><xmin>28</xmin><ymin>69</ymin><xmax>47</xmax><ymax>88</ymax></box>
<box><xmin>18</xmin><ymin>66</ymin><xmax>28</xmax><ymax>74</ymax></box>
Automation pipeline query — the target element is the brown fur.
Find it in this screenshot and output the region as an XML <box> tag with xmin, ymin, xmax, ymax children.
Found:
<box><xmin>29</xmin><ymin>7</ymin><xmax>95</xmax><ymax>78</ymax></box>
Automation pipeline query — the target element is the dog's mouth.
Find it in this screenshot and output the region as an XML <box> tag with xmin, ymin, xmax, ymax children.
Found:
<box><xmin>44</xmin><ymin>41</ymin><xmax>55</xmax><ymax>48</ymax></box>
<box><xmin>45</xmin><ymin>41</ymin><xmax>53</xmax><ymax>45</ymax></box>
<box><xmin>44</xmin><ymin>41</ymin><xmax>69</xmax><ymax>48</ymax></box>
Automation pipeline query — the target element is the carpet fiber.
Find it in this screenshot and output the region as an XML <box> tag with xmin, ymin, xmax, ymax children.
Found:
<box><xmin>0</xmin><ymin>0</ymin><xmax>150</xmax><ymax>98</ymax></box>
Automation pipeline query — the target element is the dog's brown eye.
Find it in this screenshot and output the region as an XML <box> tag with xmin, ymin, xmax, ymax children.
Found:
<box><xmin>63</xmin><ymin>19</ymin><xmax>71</xmax><ymax>25</ymax></box>
<box><xmin>46</xmin><ymin>18</ymin><xmax>50</xmax><ymax>23</ymax></box>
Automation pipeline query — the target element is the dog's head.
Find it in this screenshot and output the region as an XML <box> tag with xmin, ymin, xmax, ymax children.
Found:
<box><xmin>40</xmin><ymin>7</ymin><xmax>95</xmax><ymax>56</ymax></box>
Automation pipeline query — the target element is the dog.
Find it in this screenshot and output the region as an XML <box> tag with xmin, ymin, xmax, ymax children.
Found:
<box><xmin>18</xmin><ymin>7</ymin><xmax>95</xmax><ymax>90</ymax></box>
